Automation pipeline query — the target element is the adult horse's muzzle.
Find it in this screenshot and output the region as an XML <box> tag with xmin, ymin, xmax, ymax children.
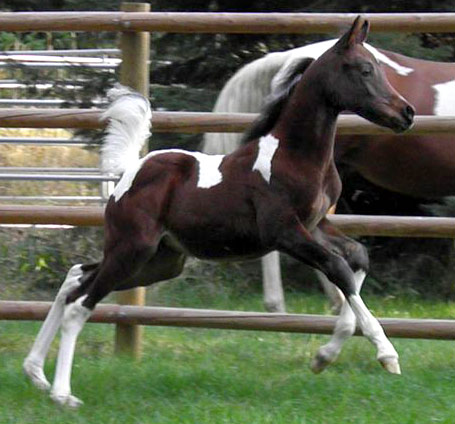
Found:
<box><xmin>387</xmin><ymin>96</ymin><xmax>415</xmax><ymax>133</ymax></box>
<box><xmin>392</xmin><ymin>103</ymin><xmax>415</xmax><ymax>133</ymax></box>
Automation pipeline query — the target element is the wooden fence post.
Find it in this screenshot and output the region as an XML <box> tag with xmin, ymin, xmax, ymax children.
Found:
<box><xmin>114</xmin><ymin>1</ymin><xmax>150</xmax><ymax>358</ymax></box>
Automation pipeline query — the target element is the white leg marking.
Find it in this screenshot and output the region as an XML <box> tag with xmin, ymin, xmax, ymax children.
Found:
<box><xmin>311</xmin><ymin>293</ymin><xmax>355</xmax><ymax>373</ymax></box>
<box><xmin>347</xmin><ymin>272</ymin><xmax>400</xmax><ymax>374</ymax></box>
<box><xmin>24</xmin><ymin>264</ymin><xmax>83</xmax><ymax>391</ymax></box>
<box><xmin>311</xmin><ymin>270</ymin><xmax>359</xmax><ymax>373</ymax></box>
<box><xmin>312</xmin><ymin>271</ymin><xmax>400</xmax><ymax>374</ymax></box>
<box><xmin>50</xmin><ymin>295</ymin><xmax>92</xmax><ymax>408</ymax></box>
<box><xmin>253</xmin><ymin>134</ymin><xmax>279</xmax><ymax>183</ymax></box>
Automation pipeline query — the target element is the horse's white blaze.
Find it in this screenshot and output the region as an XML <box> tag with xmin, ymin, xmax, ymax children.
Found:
<box><xmin>253</xmin><ymin>134</ymin><xmax>279</xmax><ymax>183</ymax></box>
<box><xmin>363</xmin><ymin>44</ymin><xmax>414</xmax><ymax>76</ymax></box>
<box><xmin>432</xmin><ymin>80</ymin><xmax>455</xmax><ymax>116</ymax></box>
<box><xmin>113</xmin><ymin>149</ymin><xmax>225</xmax><ymax>201</ymax></box>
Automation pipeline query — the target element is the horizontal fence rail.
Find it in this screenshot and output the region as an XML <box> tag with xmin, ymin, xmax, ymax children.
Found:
<box><xmin>0</xmin><ymin>195</ymin><xmax>104</xmax><ymax>203</ymax></box>
<box><xmin>0</xmin><ymin>173</ymin><xmax>118</xmax><ymax>182</ymax></box>
<box><xmin>1</xmin><ymin>300</ymin><xmax>455</xmax><ymax>340</ymax></box>
<box><xmin>0</xmin><ymin>109</ymin><xmax>454</xmax><ymax>135</ymax></box>
<box><xmin>0</xmin><ymin>167</ymin><xmax>102</xmax><ymax>173</ymax></box>
<box><xmin>1</xmin><ymin>12</ymin><xmax>455</xmax><ymax>33</ymax></box>
<box><xmin>0</xmin><ymin>99</ymin><xmax>107</xmax><ymax>107</ymax></box>
<box><xmin>0</xmin><ymin>48</ymin><xmax>120</xmax><ymax>56</ymax></box>
<box><xmin>0</xmin><ymin>54</ymin><xmax>120</xmax><ymax>65</ymax></box>
<box><xmin>0</xmin><ymin>205</ymin><xmax>455</xmax><ymax>238</ymax></box>
<box><xmin>0</xmin><ymin>62</ymin><xmax>117</xmax><ymax>69</ymax></box>
<box><xmin>0</xmin><ymin>137</ymin><xmax>91</xmax><ymax>146</ymax></box>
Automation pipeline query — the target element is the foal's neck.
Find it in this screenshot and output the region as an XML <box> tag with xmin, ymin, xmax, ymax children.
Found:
<box><xmin>273</xmin><ymin>75</ymin><xmax>339</xmax><ymax>165</ymax></box>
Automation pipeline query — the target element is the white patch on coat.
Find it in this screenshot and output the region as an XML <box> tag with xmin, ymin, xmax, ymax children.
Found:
<box><xmin>432</xmin><ymin>80</ymin><xmax>455</xmax><ymax>116</ymax></box>
<box><xmin>253</xmin><ymin>134</ymin><xmax>279</xmax><ymax>183</ymax></box>
<box><xmin>113</xmin><ymin>149</ymin><xmax>225</xmax><ymax>201</ymax></box>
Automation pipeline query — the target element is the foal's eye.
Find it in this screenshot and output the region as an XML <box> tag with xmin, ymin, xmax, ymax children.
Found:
<box><xmin>360</xmin><ymin>64</ymin><xmax>373</xmax><ymax>77</ymax></box>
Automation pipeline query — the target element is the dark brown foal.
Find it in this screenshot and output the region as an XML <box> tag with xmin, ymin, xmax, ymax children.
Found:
<box><xmin>24</xmin><ymin>16</ymin><xmax>414</xmax><ymax>408</ymax></box>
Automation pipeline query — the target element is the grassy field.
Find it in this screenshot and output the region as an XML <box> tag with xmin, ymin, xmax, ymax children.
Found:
<box><xmin>2</xmin><ymin>292</ymin><xmax>455</xmax><ymax>424</ymax></box>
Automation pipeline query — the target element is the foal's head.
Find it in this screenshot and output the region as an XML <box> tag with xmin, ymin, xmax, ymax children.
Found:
<box><xmin>314</xmin><ymin>16</ymin><xmax>415</xmax><ymax>132</ymax></box>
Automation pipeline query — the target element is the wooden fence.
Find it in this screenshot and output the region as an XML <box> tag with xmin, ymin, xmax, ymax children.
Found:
<box><xmin>1</xmin><ymin>12</ymin><xmax>455</xmax><ymax>33</ymax></box>
<box><xmin>1</xmin><ymin>109</ymin><xmax>455</xmax><ymax>135</ymax></box>
<box><xmin>2</xmin><ymin>300</ymin><xmax>455</xmax><ymax>340</ymax></box>
<box><xmin>1</xmin><ymin>204</ymin><xmax>455</xmax><ymax>238</ymax></box>
<box><xmin>2</xmin><ymin>8</ymin><xmax>455</xmax><ymax>350</ymax></box>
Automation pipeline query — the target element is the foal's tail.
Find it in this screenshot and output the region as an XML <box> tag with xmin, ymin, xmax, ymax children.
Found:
<box><xmin>100</xmin><ymin>84</ymin><xmax>152</xmax><ymax>175</ymax></box>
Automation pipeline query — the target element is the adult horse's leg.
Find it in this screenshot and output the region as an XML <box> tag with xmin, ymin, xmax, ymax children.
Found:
<box><xmin>275</xmin><ymin>218</ymin><xmax>400</xmax><ymax>374</ymax></box>
<box><xmin>261</xmin><ymin>251</ymin><xmax>286</xmax><ymax>312</ymax></box>
<box><xmin>319</xmin><ymin>275</ymin><xmax>345</xmax><ymax>314</ymax></box>
<box><xmin>23</xmin><ymin>263</ymin><xmax>98</xmax><ymax>391</ymax></box>
<box><xmin>318</xmin><ymin>205</ymin><xmax>344</xmax><ymax>314</ymax></box>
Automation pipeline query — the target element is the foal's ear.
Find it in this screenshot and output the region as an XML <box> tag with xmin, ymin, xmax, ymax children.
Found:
<box><xmin>335</xmin><ymin>16</ymin><xmax>369</xmax><ymax>51</ymax></box>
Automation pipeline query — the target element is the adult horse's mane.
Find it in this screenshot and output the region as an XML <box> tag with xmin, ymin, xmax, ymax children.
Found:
<box><xmin>241</xmin><ymin>57</ymin><xmax>315</xmax><ymax>144</ymax></box>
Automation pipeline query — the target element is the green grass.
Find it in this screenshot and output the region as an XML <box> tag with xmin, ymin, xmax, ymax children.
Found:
<box><xmin>2</xmin><ymin>292</ymin><xmax>455</xmax><ymax>423</ymax></box>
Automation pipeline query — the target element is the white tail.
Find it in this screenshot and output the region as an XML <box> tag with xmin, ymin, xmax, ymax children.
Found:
<box><xmin>100</xmin><ymin>84</ymin><xmax>152</xmax><ymax>175</ymax></box>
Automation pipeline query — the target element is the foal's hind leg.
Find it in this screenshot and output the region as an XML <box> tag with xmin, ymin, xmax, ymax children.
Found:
<box><xmin>48</xmin><ymin>245</ymin><xmax>152</xmax><ymax>408</ymax></box>
<box><xmin>49</xmin><ymin>241</ymin><xmax>185</xmax><ymax>408</ymax></box>
<box><xmin>23</xmin><ymin>263</ymin><xmax>98</xmax><ymax>391</ymax></box>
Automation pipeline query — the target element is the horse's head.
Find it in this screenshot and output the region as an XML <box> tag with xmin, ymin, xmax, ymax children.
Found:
<box><xmin>318</xmin><ymin>16</ymin><xmax>415</xmax><ymax>133</ymax></box>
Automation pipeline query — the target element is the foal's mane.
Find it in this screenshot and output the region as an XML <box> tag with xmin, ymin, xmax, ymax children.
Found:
<box><xmin>241</xmin><ymin>57</ymin><xmax>315</xmax><ymax>144</ymax></box>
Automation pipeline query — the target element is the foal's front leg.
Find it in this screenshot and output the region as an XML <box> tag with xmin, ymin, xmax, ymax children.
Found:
<box><xmin>310</xmin><ymin>221</ymin><xmax>367</xmax><ymax>373</ymax></box>
<box><xmin>310</xmin><ymin>270</ymin><xmax>362</xmax><ymax>374</ymax></box>
<box><xmin>276</xmin><ymin>221</ymin><xmax>400</xmax><ymax>374</ymax></box>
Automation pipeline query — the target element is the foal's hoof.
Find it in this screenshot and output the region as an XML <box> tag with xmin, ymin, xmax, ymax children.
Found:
<box><xmin>379</xmin><ymin>357</ymin><xmax>401</xmax><ymax>375</ymax></box>
<box><xmin>50</xmin><ymin>393</ymin><xmax>84</xmax><ymax>409</ymax></box>
<box><xmin>23</xmin><ymin>359</ymin><xmax>51</xmax><ymax>391</ymax></box>
<box><xmin>310</xmin><ymin>353</ymin><xmax>333</xmax><ymax>374</ymax></box>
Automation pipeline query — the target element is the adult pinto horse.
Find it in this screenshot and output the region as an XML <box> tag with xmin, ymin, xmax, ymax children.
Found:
<box><xmin>203</xmin><ymin>33</ymin><xmax>455</xmax><ymax>313</ymax></box>
<box><xmin>24</xmin><ymin>17</ymin><xmax>413</xmax><ymax>408</ymax></box>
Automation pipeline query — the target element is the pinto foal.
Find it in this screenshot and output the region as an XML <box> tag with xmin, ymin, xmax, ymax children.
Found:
<box><xmin>24</xmin><ymin>17</ymin><xmax>414</xmax><ymax>408</ymax></box>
